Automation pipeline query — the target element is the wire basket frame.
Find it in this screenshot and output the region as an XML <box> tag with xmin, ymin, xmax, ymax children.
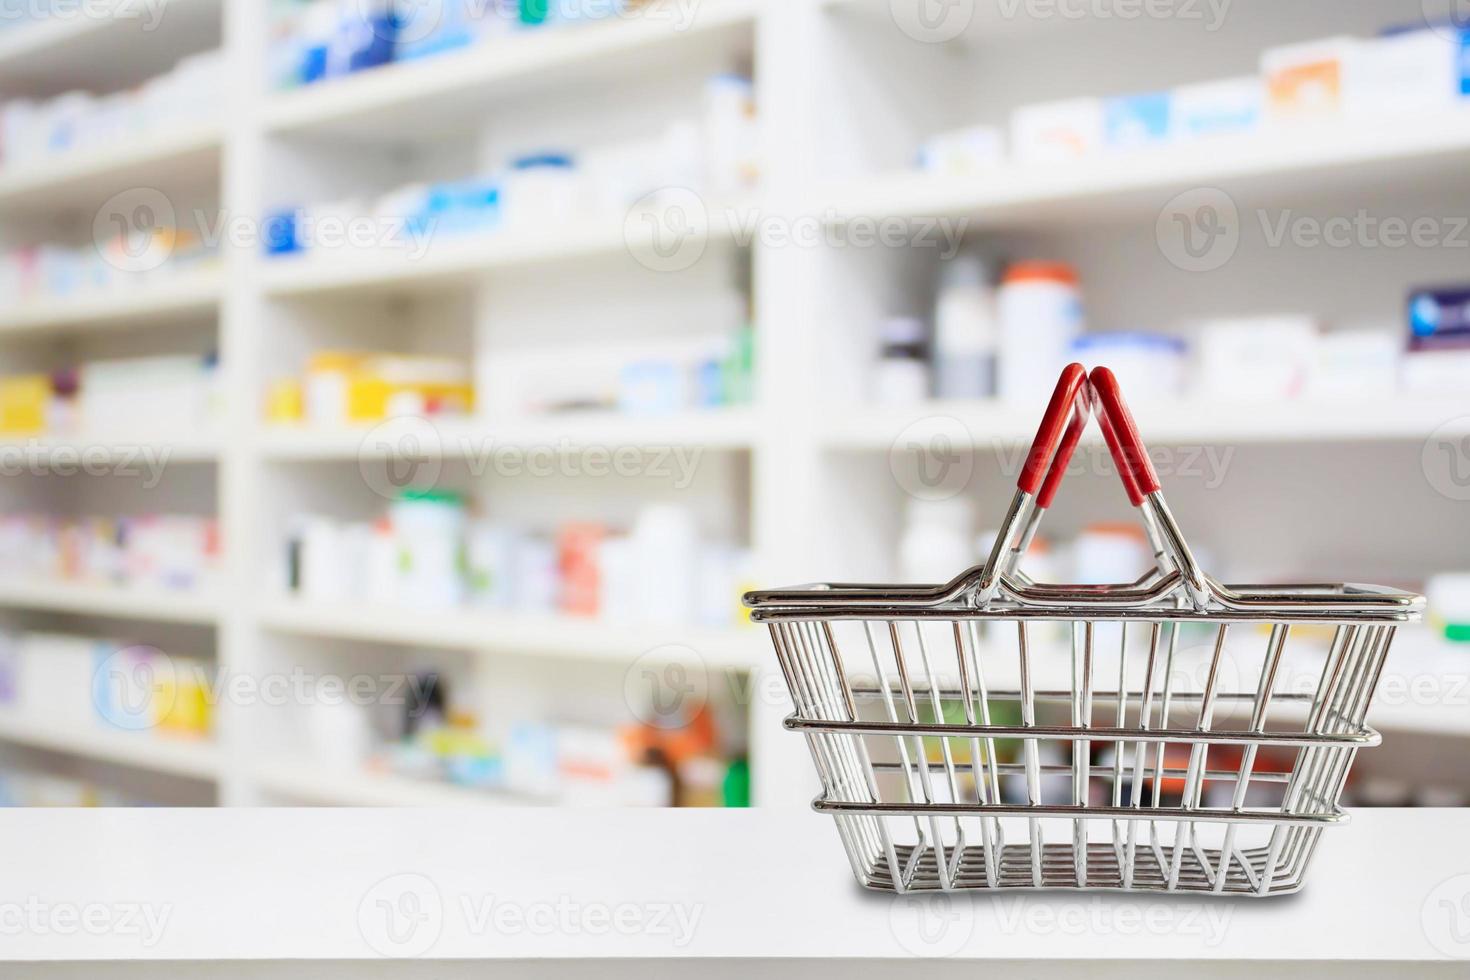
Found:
<box><xmin>747</xmin><ymin>365</ymin><xmax>1423</xmax><ymax>896</ymax></box>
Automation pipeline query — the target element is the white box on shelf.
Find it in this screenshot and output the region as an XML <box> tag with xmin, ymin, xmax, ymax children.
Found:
<box><xmin>1345</xmin><ymin>28</ymin><xmax>1459</xmax><ymax>117</ymax></box>
<box><xmin>1194</xmin><ymin>315</ymin><xmax>1318</xmax><ymax>400</ymax></box>
<box><xmin>1010</xmin><ymin>98</ymin><xmax>1104</xmax><ymax>163</ymax></box>
<box><xmin>1171</xmin><ymin>76</ymin><xmax>1263</xmax><ymax>140</ymax></box>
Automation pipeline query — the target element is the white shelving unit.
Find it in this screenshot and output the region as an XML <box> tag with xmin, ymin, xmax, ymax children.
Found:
<box><xmin>1</xmin><ymin>0</ymin><xmax>1467</xmax><ymax>808</ymax></box>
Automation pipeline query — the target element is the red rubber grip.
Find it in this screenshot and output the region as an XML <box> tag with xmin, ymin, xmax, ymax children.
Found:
<box><xmin>1088</xmin><ymin>366</ymin><xmax>1161</xmax><ymax>506</ymax></box>
<box><xmin>1018</xmin><ymin>363</ymin><xmax>1088</xmax><ymax>496</ymax></box>
<box><xmin>1036</xmin><ymin>398</ymin><xmax>1088</xmax><ymax>509</ymax></box>
<box><xmin>1094</xmin><ymin>404</ymin><xmax>1146</xmax><ymax>507</ymax></box>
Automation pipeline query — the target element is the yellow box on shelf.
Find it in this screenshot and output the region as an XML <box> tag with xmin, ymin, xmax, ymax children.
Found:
<box><xmin>0</xmin><ymin>374</ymin><xmax>50</xmax><ymax>434</ymax></box>
<box><xmin>286</xmin><ymin>351</ymin><xmax>475</xmax><ymax>426</ymax></box>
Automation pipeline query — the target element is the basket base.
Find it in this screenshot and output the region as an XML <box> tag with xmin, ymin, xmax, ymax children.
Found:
<box><xmin>861</xmin><ymin>839</ymin><xmax>1307</xmax><ymax>896</ymax></box>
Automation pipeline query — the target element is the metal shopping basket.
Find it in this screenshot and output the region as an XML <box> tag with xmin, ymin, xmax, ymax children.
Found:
<box><xmin>745</xmin><ymin>364</ymin><xmax>1423</xmax><ymax>896</ymax></box>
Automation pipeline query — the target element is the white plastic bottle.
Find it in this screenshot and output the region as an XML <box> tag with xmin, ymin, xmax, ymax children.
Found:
<box><xmin>997</xmin><ymin>261</ymin><xmax>1083</xmax><ymax>403</ymax></box>
<box><xmin>873</xmin><ymin>316</ymin><xmax>930</xmax><ymax>406</ymax></box>
<box><xmin>934</xmin><ymin>254</ymin><xmax>997</xmax><ymax>400</ymax></box>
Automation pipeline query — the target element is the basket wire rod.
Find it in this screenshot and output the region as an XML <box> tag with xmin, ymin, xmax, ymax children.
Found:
<box><xmin>773</xmin><ymin>623</ymin><xmax>871</xmax><ymax>886</ymax></box>
<box><xmin>1123</xmin><ymin>623</ymin><xmax>1163</xmax><ymax>889</ymax></box>
<box><xmin>790</xmin><ymin>624</ymin><xmax>875</xmax><ymax>877</ymax></box>
<box><xmin>1168</xmin><ymin>622</ymin><xmax>1229</xmax><ymax>890</ymax></box>
<box><xmin>823</xmin><ymin>622</ymin><xmax>908</xmax><ymax>892</ymax></box>
<box><xmin>1284</xmin><ymin>625</ymin><xmax>1377</xmax><ymax>888</ymax></box>
<box><xmin>1266</xmin><ymin>624</ymin><xmax>1353</xmax><ymax>892</ymax></box>
<box><xmin>974</xmin><ymin>490</ymin><xmax>1033</xmax><ymax>605</ymax></box>
<box><xmin>1142</xmin><ymin>492</ymin><xmax>1211</xmax><ymax>610</ymax></box>
<box><xmin>1147</xmin><ymin>622</ymin><xmax>1180</xmax><ymax>871</ymax></box>
<box><xmin>915</xmin><ymin>622</ymin><xmax>968</xmax><ymax>887</ymax></box>
<box><xmin>965</xmin><ymin>620</ymin><xmax>1007</xmax><ymax>859</ymax></box>
<box><xmin>889</xmin><ymin>622</ymin><xmax>957</xmax><ymax>890</ymax></box>
<box><xmin>1110</xmin><ymin>623</ymin><xmax>1130</xmax><ymax>865</ymax></box>
<box><xmin>1280</xmin><ymin>624</ymin><xmax>1375</xmax><ymax>888</ymax></box>
<box><xmin>1072</xmin><ymin>621</ymin><xmax>1095</xmax><ymax>887</ymax></box>
<box><xmin>953</xmin><ymin>623</ymin><xmax>999</xmax><ymax>888</ymax></box>
<box><xmin>1214</xmin><ymin>623</ymin><xmax>1290</xmax><ymax>893</ymax></box>
<box><xmin>862</xmin><ymin>622</ymin><xmax>929</xmax><ymax>875</ymax></box>
<box><xmin>793</xmin><ymin>622</ymin><xmax>888</xmax><ymax>878</ymax></box>
<box><xmin>1018</xmin><ymin>621</ymin><xmax>1044</xmax><ymax>886</ymax></box>
<box><xmin>1294</xmin><ymin>625</ymin><xmax>1395</xmax><ymax>887</ymax></box>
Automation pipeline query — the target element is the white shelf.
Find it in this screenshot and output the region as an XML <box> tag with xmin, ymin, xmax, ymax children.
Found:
<box><xmin>0</xmin><ymin>124</ymin><xmax>223</xmax><ymax>213</ymax></box>
<box><xmin>0</xmin><ymin>267</ymin><xmax>222</xmax><ymax>337</ymax></box>
<box><xmin>0</xmin><ymin>0</ymin><xmax>222</xmax><ymax>94</ymax></box>
<box><xmin>0</xmin><ymin>580</ymin><xmax>220</xmax><ymax>625</ymax></box>
<box><xmin>257</xmin><ymin>206</ymin><xmax>752</xmax><ymax>298</ymax></box>
<box><xmin>822</xmin><ymin>108</ymin><xmax>1470</xmax><ymax>227</ymax></box>
<box><xmin>0</xmin><ymin>432</ymin><xmax>222</xmax><ymax>464</ymax></box>
<box><xmin>822</xmin><ymin>397</ymin><xmax>1470</xmax><ymax>449</ymax></box>
<box><xmin>253</xmin><ymin>758</ymin><xmax>533</xmax><ymax>807</ymax></box>
<box><xmin>0</xmin><ymin>712</ymin><xmax>220</xmax><ymax>780</ymax></box>
<box><xmin>259</xmin><ymin>597</ymin><xmax>762</xmax><ymax>669</ymax></box>
<box><xmin>257</xmin><ymin>409</ymin><xmax>759</xmax><ymax>459</ymax></box>
<box><xmin>262</xmin><ymin>0</ymin><xmax>758</xmax><ymax>139</ymax></box>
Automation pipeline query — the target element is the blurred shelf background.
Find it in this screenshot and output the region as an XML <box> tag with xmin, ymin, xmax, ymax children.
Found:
<box><xmin>0</xmin><ymin>0</ymin><xmax>1466</xmax><ymax>812</ymax></box>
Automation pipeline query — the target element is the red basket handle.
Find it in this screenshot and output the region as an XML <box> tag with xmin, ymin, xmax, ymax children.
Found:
<box><xmin>1017</xmin><ymin>364</ymin><xmax>1162</xmax><ymax>509</ymax></box>
<box><xmin>1018</xmin><ymin>363</ymin><xmax>1087</xmax><ymax>501</ymax></box>
<box><xmin>1088</xmin><ymin>366</ymin><xmax>1161</xmax><ymax>506</ymax></box>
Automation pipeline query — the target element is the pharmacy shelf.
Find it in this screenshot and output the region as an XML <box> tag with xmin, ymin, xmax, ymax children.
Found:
<box><xmin>257</xmin><ymin>409</ymin><xmax>759</xmax><ymax>459</ymax></box>
<box><xmin>262</xmin><ymin>0</ymin><xmax>758</xmax><ymax>139</ymax></box>
<box><xmin>0</xmin><ymin>123</ymin><xmax>224</xmax><ymax>214</ymax></box>
<box><xmin>821</xmin><ymin>397</ymin><xmax>1470</xmax><ymax>450</ymax></box>
<box><xmin>257</xmin><ymin>207</ymin><xmax>751</xmax><ymax>299</ymax></box>
<box><xmin>0</xmin><ymin>432</ymin><xmax>222</xmax><ymax>464</ymax></box>
<box><xmin>0</xmin><ymin>267</ymin><xmax>222</xmax><ymax>338</ymax></box>
<box><xmin>0</xmin><ymin>580</ymin><xmax>220</xmax><ymax>626</ymax></box>
<box><xmin>0</xmin><ymin>712</ymin><xmax>220</xmax><ymax>780</ymax></box>
<box><xmin>259</xmin><ymin>597</ymin><xmax>763</xmax><ymax>669</ymax></box>
<box><xmin>0</xmin><ymin>0</ymin><xmax>222</xmax><ymax>94</ymax></box>
<box><xmin>821</xmin><ymin>108</ymin><xmax>1470</xmax><ymax>228</ymax></box>
<box><xmin>253</xmin><ymin>758</ymin><xmax>533</xmax><ymax>807</ymax></box>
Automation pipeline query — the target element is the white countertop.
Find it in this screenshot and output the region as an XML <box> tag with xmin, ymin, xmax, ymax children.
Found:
<box><xmin>2</xmin><ymin>807</ymin><xmax>1467</xmax><ymax>978</ymax></box>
